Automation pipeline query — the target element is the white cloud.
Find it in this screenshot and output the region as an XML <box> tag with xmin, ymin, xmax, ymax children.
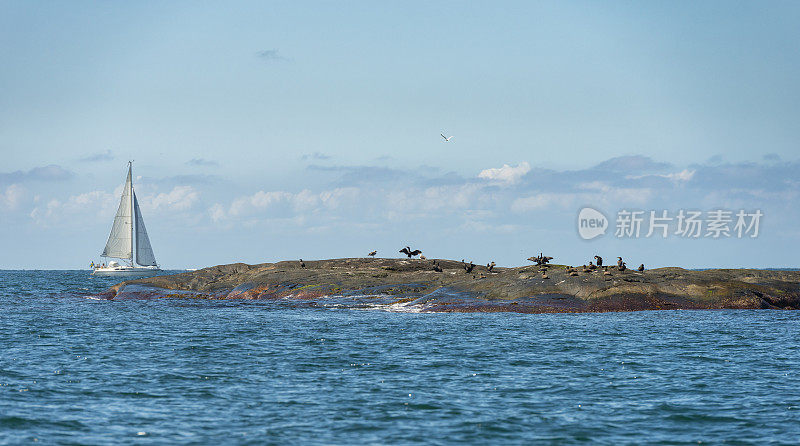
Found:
<box><xmin>29</xmin><ymin>190</ymin><xmax>117</xmax><ymax>225</ymax></box>
<box><xmin>385</xmin><ymin>184</ymin><xmax>485</xmax><ymax>217</ymax></box>
<box><xmin>228</xmin><ymin>191</ymin><xmax>292</xmax><ymax>217</ymax></box>
<box><xmin>28</xmin><ymin>185</ymin><xmax>200</xmax><ymax>226</ymax></box>
<box><xmin>147</xmin><ymin>186</ymin><xmax>199</xmax><ymax>211</ymax></box>
<box><xmin>511</xmin><ymin>183</ymin><xmax>654</xmax><ymax>213</ymax></box>
<box><xmin>319</xmin><ymin>187</ymin><xmax>359</xmax><ymax>209</ymax></box>
<box><xmin>478</xmin><ymin>162</ymin><xmax>531</xmax><ymax>185</ymax></box>
<box><xmin>511</xmin><ymin>193</ymin><xmax>567</xmax><ymax>212</ymax></box>
<box><xmin>626</xmin><ymin>169</ymin><xmax>696</xmax><ymax>183</ymax></box>
<box><xmin>0</xmin><ymin>184</ymin><xmax>26</xmax><ymax>210</ymax></box>
<box><xmin>209</xmin><ymin>203</ymin><xmax>226</xmax><ymax>223</ymax></box>
<box><xmin>576</xmin><ymin>181</ymin><xmax>653</xmax><ymax>205</ymax></box>
<box><xmin>663</xmin><ymin>169</ymin><xmax>695</xmax><ymax>182</ymax></box>
<box><xmin>215</xmin><ymin>187</ymin><xmax>361</xmax><ymax>223</ymax></box>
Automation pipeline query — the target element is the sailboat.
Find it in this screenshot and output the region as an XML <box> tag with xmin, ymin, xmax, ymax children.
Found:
<box><xmin>92</xmin><ymin>162</ymin><xmax>161</xmax><ymax>276</ymax></box>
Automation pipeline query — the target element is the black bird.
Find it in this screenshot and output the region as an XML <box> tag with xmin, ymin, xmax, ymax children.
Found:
<box><xmin>527</xmin><ymin>254</ymin><xmax>553</xmax><ymax>265</ymax></box>
<box><xmin>617</xmin><ymin>257</ymin><xmax>624</xmax><ymax>269</ymax></box>
<box><xmin>464</xmin><ymin>261</ymin><xmax>475</xmax><ymax>273</ymax></box>
<box><xmin>399</xmin><ymin>246</ymin><xmax>422</xmax><ymax>258</ymax></box>
<box><xmin>433</xmin><ymin>264</ymin><xmax>443</xmax><ymax>272</ymax></box>
<box><xmin>299</xmin><ymin>259</ymin><xmax>306</xmax><ymax>268</ymax></box>
<box><xmin>594</xmin><ymin>255</ymin><xmax>603</xmax><ymax>267</ymax></box>
<box><xmin>487</xmin><ymin>261</ymin><xmax>496</xmax><ymax>272</ymax></box>
<box><xmin>368</xmin><ymin>251</ymin><xmax>377</xmax><ymax>257</ymax></box>
<box><xmin>638</xmin><ymin>264</ymin><xmax>645</xmax><ymax>272</ymax></box>
<box><xmin>619</xmin><ymin>261</ymin><xmax>627</xmax><ymax>272</ymax></box>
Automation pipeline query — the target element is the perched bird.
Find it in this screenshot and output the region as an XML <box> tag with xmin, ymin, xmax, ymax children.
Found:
<box><xmin>368</xmin><ymin>251</ymin><xmax>377</xmax><ymax>257</ymax></box>
<box><xmin>299</xmin><ymin>259</ymin><xmax>306</xmax><ymax>268</ymax></box>
<box><xmin>617</xmin><ymin>257</ymin><xmax>624</xmax><ymax>269</ymax></box>
<box><xmin>433</xmin><ymin>264</ymin><xmax>443</xmax><ymax>272</ymax></box>
<box><xmin>420</xmin><ymin>255</ymin><xmax>427</xmax><ymax>260</ymax></box>
<box><xmin>464</xmin><ymin>261</ymin><xmax>475</xmax><ymax>273</ymax></box>
<box><xmin>619</xmin><ymin>262</ymin><xmax>627</xmax><ymax>272</ymax></box>
<box><xmin>440</xmin><ymin>133</ymin><xmax>454</xmax><ymax>142</ymax></box>
<box><xmin>567</xmin><ymin>266</ymin><xmax>579</xmax><ymax>276</ymax></box>
<box><xmin>487</xmin><ymin>261</ymin><xmax>496</xmax><ymax>272</ymax></box>
<box><xmin>399</xmin><ymin>246</ymin><xmax>422</xmax><ymax>258</ymax></box>
<box><xmin>527</xmin><ymin>253</ymin><xmax>554</xmax><ymax>266</ymax></box>
<box><xmin>594</xmin><ymin>255</ymin><xmax>603</xmax><ymax>267</ymax></box>
<box><xmin>638</xmin><ymin>264</ymin><xmax>645</xmax><ymax>272</ymax></box>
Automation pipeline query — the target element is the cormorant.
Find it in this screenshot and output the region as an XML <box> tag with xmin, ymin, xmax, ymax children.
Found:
<box><xmin>368</xmin><ymin>251</ymin><xmax>377</xmax><ymax>257</ymax></box>
<box><xmin>399</xmin><ymin>247</ymin><xmax>422</xmax><ymax>258</ymax></box>
<box><xmin>527</xmin><ymin>254</ymin><xmax>554</xmax><ymax>265</ymax></box>
<box><xmin>299</xmin><ymin>259</ymin><xmax>306</xmax><ymax>268</ymax></box>
<box><xmin>464</xmin><ymin>262</ymin><xmax>475</xmax><ymax>273</ymax></box>
<box><xmin>638</xmin><ymin>264</ymin><xmax>645</xmax><ymax>272</ymax></box>
<box><xmin>594</xmin><ymin>255</ymin><xmax>603</xmax><ymax>267</ymax></box>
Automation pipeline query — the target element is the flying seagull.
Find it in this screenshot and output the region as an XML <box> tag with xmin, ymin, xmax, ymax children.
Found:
<box><xmin>440</xmin><ymin>133</ymin><xmax>454</xmax><ymax>142</ymax></box>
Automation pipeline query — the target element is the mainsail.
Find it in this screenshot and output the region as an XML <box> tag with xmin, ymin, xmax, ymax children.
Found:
<box><xmin>133</xmin><ymin>194</ymin><xmax>157</xmax><ymax>266</ymax></box>
<box><xmin>101</xmin><ymin>165</ymin><xmax>133</xmax><ymax>260</ymax></box>
<box><xmin>101</xmin><ymin>162</ymin><xmax>158</xmax><ymax>267</ymax></box>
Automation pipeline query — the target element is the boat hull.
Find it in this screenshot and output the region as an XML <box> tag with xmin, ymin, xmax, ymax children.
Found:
<box><xmin>92</xmin><ymin>266</ymin><xmax>162</xmax><ymax>277</ymax></box>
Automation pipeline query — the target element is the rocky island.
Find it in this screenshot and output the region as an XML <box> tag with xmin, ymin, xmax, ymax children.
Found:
<box><xmin>95</xmin><ymin>258</ymin><xmax>800</xmax><ymax>313</ymax></box>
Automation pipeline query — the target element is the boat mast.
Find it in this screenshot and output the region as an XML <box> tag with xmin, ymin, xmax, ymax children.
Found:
<box><xmin>129</xmin><ymin>160</ymin><xmax>134</xmax><ymax>267</ymax></box>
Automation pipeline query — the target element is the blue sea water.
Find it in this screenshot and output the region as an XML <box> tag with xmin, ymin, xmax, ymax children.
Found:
<box><xmin>2</xmin><ymin>270</ymin><xmax>800</xmax><ymax>445</ymax></box>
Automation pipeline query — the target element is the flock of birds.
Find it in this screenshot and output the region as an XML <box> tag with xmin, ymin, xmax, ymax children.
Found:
<box><xmin>299</xmin><ymin>247</ymin><xmax>646</xmax><ymax>282</ymax></box>
<box><xmin>527</xmin><ymin>253</ymin><xmax>646</xmax><ymax>280</ymax></box>
<box><xmin>296</xmin><ymin>133</ymin><xmax>649</xmax><ymax>280</ymax></box>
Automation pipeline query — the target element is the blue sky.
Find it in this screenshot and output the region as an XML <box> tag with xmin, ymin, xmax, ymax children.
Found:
<box><xmin>1</xmin><ymin>1</ymin><xmax>799</xmax><ymax>269</ymax></box>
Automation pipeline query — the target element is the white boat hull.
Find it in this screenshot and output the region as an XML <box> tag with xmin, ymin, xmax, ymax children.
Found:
<box><xmin>92</xmin><ymin>266</ymin><xmax>161</xmax><ymax>277</ymax></box>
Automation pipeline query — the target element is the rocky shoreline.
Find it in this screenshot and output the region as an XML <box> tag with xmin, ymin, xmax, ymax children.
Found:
<box><xmin>95</xmin><ymin>258</ymin><xmax>800</xmax><ymax>313</ymax></box>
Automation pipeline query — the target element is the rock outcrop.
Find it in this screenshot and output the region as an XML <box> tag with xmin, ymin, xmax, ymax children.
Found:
<box><xmin>97</xmin><ymin>258</ymin><xmax>800</xmax><ymax>313</ymax></box>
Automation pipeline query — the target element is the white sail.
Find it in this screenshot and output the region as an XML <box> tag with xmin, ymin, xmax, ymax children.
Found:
<box><xmin>101</xmin><ymin>165</ymin><xmax>133</xmax><ymax>259</ymax></box>
<box><xmin>133</xmin><ymin>193</ymin><xmax>157</xmax><ymax>266</ymax></box>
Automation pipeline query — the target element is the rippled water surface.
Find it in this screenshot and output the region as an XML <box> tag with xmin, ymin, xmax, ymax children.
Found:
<box><xmin>2</xmin><ymin>270</ymin><xmax>800</xmax><ymax>444</ymax></box>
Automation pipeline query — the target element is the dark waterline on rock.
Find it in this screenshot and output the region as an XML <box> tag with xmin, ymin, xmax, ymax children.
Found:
<box><xmin>2</xmin><ymin>270</ymin><xmax>800</xmax><ymax>444</ymax></box>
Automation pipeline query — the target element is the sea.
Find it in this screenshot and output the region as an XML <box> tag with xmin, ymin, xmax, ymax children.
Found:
<box><xmin>2</xmin><ymin>270</ymin><xmax>800</xmax><ymax>445</ymax></box>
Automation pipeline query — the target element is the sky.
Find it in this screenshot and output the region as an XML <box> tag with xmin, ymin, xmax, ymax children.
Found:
<box><xmin>1</xmin><ymin>1</ymin><xmax>799</xmax><ymax>269</ymax></box>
